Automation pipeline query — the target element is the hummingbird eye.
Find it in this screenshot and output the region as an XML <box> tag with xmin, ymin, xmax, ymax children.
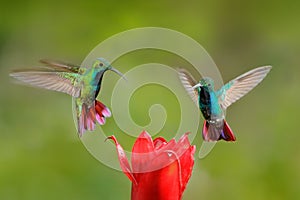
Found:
<box><xmin>99</xmin><ymin>63</ymin><xmax>104</xmax><ymax>67</ymax></box>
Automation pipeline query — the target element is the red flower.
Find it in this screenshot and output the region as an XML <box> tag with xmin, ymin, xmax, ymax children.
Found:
<box><xmin>108</xmin><ymin>131</ymin><xmax>195</xmax><ymax>200</ymax></box>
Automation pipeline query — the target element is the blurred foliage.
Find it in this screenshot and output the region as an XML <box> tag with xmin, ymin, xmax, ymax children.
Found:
<box><xmin>1</xmin><ymin>0</ymin><xmax>300</xmax><ymax>199</ymax></box>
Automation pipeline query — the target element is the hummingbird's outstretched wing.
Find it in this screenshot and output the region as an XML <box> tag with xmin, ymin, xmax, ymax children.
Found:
<box><xmin>178</xmin><ymin>68</ymin><xmax>199</xmax><ymax>107</ymax></box>
<box><xmin>218</xmin><ymin>66</ymin><xmax>272</xmax><ymax>109</ymax></box>
<box><xmin>10</xmin><ymin>61</ymin><xmax>81</xmax><ymax>97</ymax></box>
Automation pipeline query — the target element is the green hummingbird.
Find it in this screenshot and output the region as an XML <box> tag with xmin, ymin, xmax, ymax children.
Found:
<box><xmin>10</xmin><ymin>58</ymin><xmax>125</xmax><ymax>136</ymax></box>
<box><xmin>178</xmin><ymin>66</ymin><xmax>272</xmax><ymax>142</ymax></box>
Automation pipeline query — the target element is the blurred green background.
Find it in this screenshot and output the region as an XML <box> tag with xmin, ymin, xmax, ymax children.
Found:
<box><xmin>1</xmin><ymin>0</ymin><xmax>300</xmax><ymax>199</ymax></box>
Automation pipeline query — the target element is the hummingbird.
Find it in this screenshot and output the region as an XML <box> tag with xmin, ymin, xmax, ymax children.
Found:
<box><xmin>10</xmin><ymin>58</ymin><xmax>125</xmax><ymax>136</ymax></box>
<box><xmin>178</xmin><ymin>66</ymin><xmax>272</xmax><ymax>142</ymax></box>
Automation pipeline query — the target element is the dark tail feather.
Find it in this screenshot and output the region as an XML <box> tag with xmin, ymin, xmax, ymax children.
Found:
<box><xmin>220</xmin><ymin>120</ymin><xmax>236</xmax><ymax>141</ymax></box>
<box><xmin>77</xmin><ymin>100</ymin><xmax>111</xmax><ymax>136</ymax></box>
<box><xmin>202</xmin><ymin>120</ymin><xmax>236</xmax><ymax>142</ymax></box>
<box><xmin>202</xmin><ymin>120</ymin><xmax>217</xmax><ymax>141</ymax></box>
<box><xmin>78</xmin><ymin>104</ymin><xmax>90</xmax><ymax>136</ymax></box>
<box><xmin>95</xmin><ymin>100</ymin><xmax>111</xmax><ymax>125</ymax></box>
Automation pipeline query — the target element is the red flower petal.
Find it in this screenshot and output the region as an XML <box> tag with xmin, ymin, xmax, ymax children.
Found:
<box><xmin>176</xmin><ymin>134</ymin><xmax>195</xmax><ymax>193</ymax></box>
<box><xmin>149</xmin><ymin>133</ymin><xmax>195</xmax><ymax>197</ymax></box>
<box><xmin>131</xmin><ymin>131</ymin><xmax>155</xmax><ymax>174</ymax></box>
<box><xmin>149</xmin><ymin>138</ymin><xmax>178</xmax><ymax>171</ymax></box>
<box><xmin>179</xmin><ymin>145</ymin><xmax>195</xmax><ymax>194</ymax></box>
<box><xmin>155</xmin><ymin>159</ymin><xmax>181</xmax><ymax>200</ymax></box>
<box><xmin>107</xmin><ymin>136</ymin><xmax>137</xmax><ymax>185</ymax></box>
<box><xmin>131</xmin><ymin>160</ymin><xmax>181</xmax><ymax>200</ymax></box>
<box><xmin>153</xmin><ymin>137</ymin><xmax>167</xmax><ymax>150</ymax></box>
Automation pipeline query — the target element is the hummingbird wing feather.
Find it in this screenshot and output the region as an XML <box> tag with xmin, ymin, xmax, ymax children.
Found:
<box><xmin>178</xmin><ymin>68</ymin><xmax>199</xmax><ymax>107</ymax></box>
<box><xmin>218</xmin><ymin>66</ymin><xmax>272</xmax><ymax>109</ymax></box>
<box><xmin>39</xmin><ymin>59</ymin><xmax>80</xmax><ymax>73</ymax></box>
<box><xmin>10</xmin><ymin>70</ymin><xmax>81</xmax><ymax>97</ymax></box>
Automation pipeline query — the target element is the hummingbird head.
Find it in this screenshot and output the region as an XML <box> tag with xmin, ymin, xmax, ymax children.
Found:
<box><xmin>192</xmin><ymin>77</ymin><xmax>214</xmax><ymax>90</ymax></box>
<box><xmin>200</xmin><ymin>77</ymin><xmax>214</xmax><ymax>89</ymax></box>
<box><xmin>93</xmin><ymin>58</ymin><xmax>112</xmax><ymax>71</ymax></box>
<box><xmin>93</xmin><ymin>58</ymin><xmax>126</xmax><ymax>80</ymax></box>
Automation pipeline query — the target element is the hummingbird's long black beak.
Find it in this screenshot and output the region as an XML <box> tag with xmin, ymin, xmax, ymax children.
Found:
<box><xmin>192</xmin><ymin>83</ymin><xmax>202</xmax><ymax>89</ymax></box>
<box><xmin>109</xmin><ymin>67</ymin><xmax>127</xmax><ymax>81</ymax></box>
